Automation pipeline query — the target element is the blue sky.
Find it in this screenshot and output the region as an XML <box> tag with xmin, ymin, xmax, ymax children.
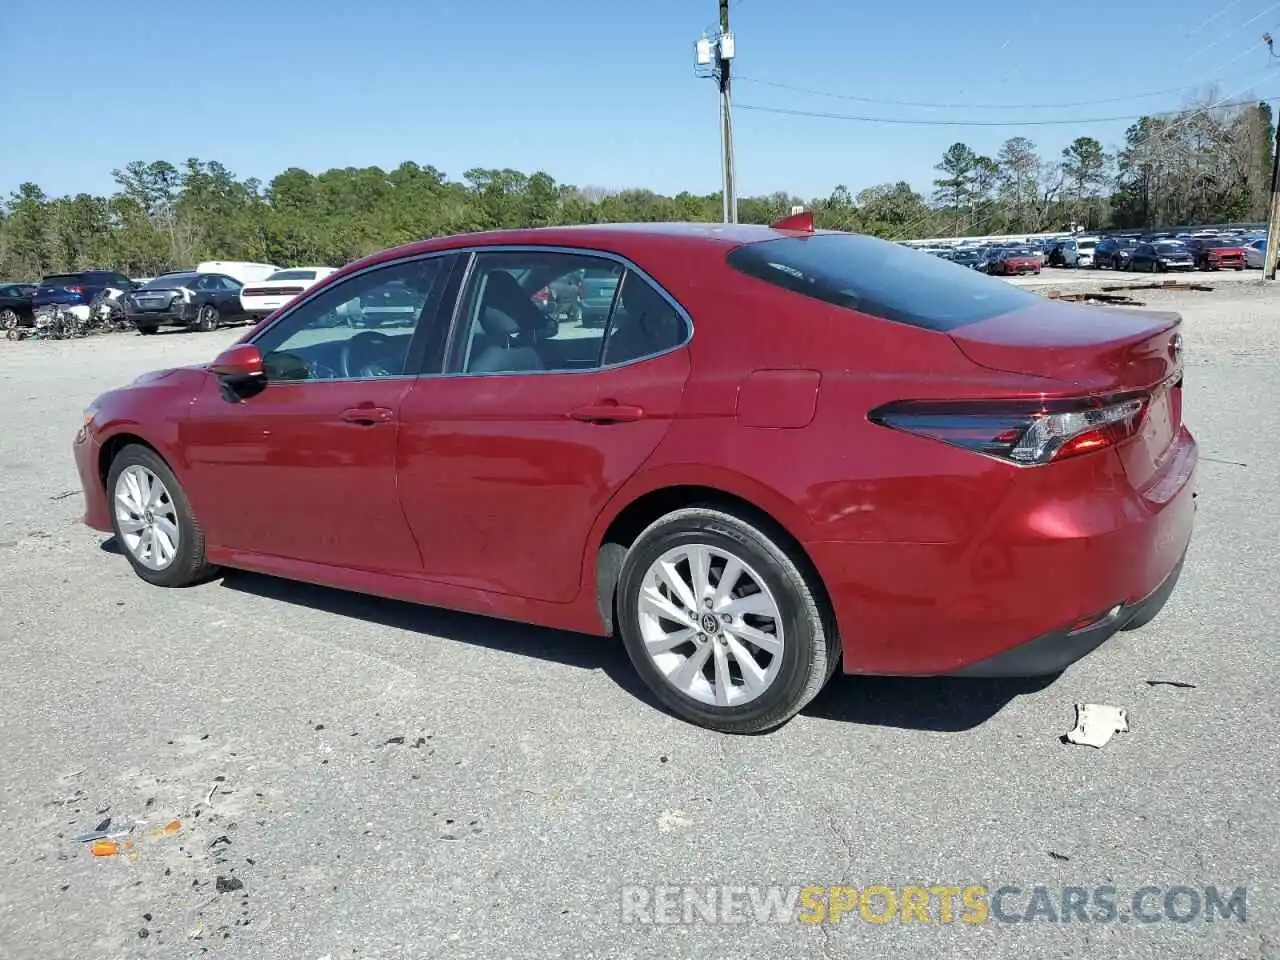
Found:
<box><xmin>3</xmin><ymin>0</ymin><xmax>1277</xmax><ymax>203</ymax></box>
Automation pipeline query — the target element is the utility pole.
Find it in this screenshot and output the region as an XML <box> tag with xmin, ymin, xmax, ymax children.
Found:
<box><xmin>695</xmin><ymin>8</ymin><xmax>737</xmax><ymax>223</ymax></box>
<box><xmin>1265</xmin><ymin>119</ymin><xmax>1280</xmax><ymax>280</ymax></box>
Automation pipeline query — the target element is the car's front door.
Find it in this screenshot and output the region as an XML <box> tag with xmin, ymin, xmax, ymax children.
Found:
<box><xmin>181</xmin><ymin>254</ymin><xmax>456</xmax><ymax>573</ymax></box>
<box><xmin>396</xmin><ymin>249</ymin><xmax>692</xmax><ymax>603</ymax></box>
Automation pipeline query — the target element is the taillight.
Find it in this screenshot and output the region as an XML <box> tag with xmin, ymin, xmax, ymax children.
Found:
<box><xmin>66</xmin><ymin>285</ymin><xmax>84</xmax><ymax>294</ymax></box>
<box><xmin>869</xmin><ymin>395</ymin><xmax>1148</xmax><ymax>466</ymax></box>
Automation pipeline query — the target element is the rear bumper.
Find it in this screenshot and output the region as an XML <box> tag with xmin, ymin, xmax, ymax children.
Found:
<box><xmin>948</xmin><ymin>549</ymin><xmax>1186</xmax><ymax>677</ymax></box>
<box><xmin>810</xmin><ymin>427</ymin><xmax>1198</xmax><ymax>676</ymax></box>
<box><xmin>128</xmin><ymin>304</ymin><xmax>195</xmax><ymax>327</ymax></box>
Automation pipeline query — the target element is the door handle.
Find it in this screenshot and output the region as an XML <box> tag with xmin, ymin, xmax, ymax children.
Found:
<box><xmin>339</xmin><ymin>405</ymin><xmax>394</xmax><ymax>425</ymax></box>
<box><xmin>568</xmin><ymin>401</ymin><xmax>645</xmax><ymax>424</ymax></box>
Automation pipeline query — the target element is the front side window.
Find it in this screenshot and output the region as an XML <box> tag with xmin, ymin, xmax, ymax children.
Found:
<box><xmin>726</xmin><ymin>233</ymin><xmax>1041</xmax><ymax>332</ymax></box>
<box><xmin>252</xmin><ymin>256</ymin><xmax>448</xmax><ymax>382</ymax></box>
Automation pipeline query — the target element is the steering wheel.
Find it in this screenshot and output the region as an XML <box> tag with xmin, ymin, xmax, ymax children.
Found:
<box><xmin>339</xmin><ymin>331</ymin><xmax>398</xmax><ymax>379</ymax></box>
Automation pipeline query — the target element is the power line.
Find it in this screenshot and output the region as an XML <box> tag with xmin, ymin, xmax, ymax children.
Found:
<box><xmin>1188</xmin><ymin>0</ymin><xmax>1248</xmax><ymax>36</ymax></box>
<box><xmin>734</xmin><ymin>65</ymin><xmax>1273</xmax><ymax>111</ymax></box>
<box><xmin>734</xmin><ymin>95</ymin><xmax>1276</xmax><ymax>127</ymax></box>
<box><xmin>1187</xmin><ymin>0</ymin><xmax>1280</xmax><ymax>58</ymax></box>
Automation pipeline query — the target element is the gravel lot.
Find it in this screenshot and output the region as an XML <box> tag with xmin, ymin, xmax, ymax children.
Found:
<box><xmin>0</xmin><ymin>289</ymin><xmax>1276</xmax><ymax>960</ymax></box>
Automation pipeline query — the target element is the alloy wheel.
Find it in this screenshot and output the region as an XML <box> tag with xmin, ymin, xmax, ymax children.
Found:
<box><xmin>114</xmin><ymin>464</ymin><xmax>180</xmax><ymax>570</ymax></box>
<box><xmin>0</xmin><ymin>308</ymin><xmax>17</xmax><ymax>330</ymax></box>
<box><xmin>636</xmin><ymin>543</ymin><xmax>785</xmax><ymax>707</ymax></box>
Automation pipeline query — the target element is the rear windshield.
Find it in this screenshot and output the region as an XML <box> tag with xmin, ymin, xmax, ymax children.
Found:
<box><xmin>142</xmin><ymin>273</ymin><xmax>197</xmax><ymax>289</ymax></box>
<box><xmin>725</xmin><ymin>233</ymin><xmax>1041</xmax><ymax>332</ymax></box>
<box><xmin>266</xmin><ymin>270</ymin><xmax>318</xmax><ymax>281</ymax></box>
<box><xmin>40</xmin><ymin>274</ymin><xmax>82</xmax><ymax>286</ymax></box>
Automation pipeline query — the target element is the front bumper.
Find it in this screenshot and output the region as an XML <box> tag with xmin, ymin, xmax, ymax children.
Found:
<box><xmin>811</xmin><ymin>427</ymin><xmax>1198</xmax><ymax>676</ymax></box>
<box><xmin>73</xmin><ymin>425</ymin><xmax>111</xmax><ymax>533</ymax></box>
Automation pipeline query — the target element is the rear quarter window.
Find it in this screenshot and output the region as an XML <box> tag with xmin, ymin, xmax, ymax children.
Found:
<box><xmin>725</xmin><ymin>233</ymin><xmax>1041</xmax><ymax>332</ymax></box>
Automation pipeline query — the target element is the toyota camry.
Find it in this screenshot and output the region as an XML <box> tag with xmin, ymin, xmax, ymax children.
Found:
<box><xmin>73</xmin><ymin>214</ymin><xmax>1197</xmax><ymax>734</ymax></box>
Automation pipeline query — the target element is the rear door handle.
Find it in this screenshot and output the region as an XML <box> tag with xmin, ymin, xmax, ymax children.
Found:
<box><xmin>568</xmin><ymin>401</ymin><xmax>646</xmax><ymax>424</ymax></box>
<box><xmin>339</xmin><ymin>405</ymin><xmax>394</xmax><ymax>425</ymax></box>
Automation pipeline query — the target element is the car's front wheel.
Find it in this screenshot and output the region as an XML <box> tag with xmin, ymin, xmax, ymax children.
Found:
<box><xmin>0</xmin><ymin>308</ymin><xmax>19</xmax><ymax>330</ymax></box>
<box><xmin>107</xmin><ymin>444</ymin><xmax>214</xmax><ymax>587</ymax></box>
<box><xmin>615</xmin><ymin>507</ymin><xmax>838</xmax><ymax>734</ymax></box>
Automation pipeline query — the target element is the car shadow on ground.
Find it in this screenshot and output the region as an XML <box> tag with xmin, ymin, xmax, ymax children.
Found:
<box><xmin>102</xmin><ymin>537</ymin><xmax>1054</xmax><ymax>732</ymax></box>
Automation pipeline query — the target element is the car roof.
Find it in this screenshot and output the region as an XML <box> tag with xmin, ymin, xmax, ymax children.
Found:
<box><xmin>342</xmin><ymin>221</ymin><xmax>816</xmax><ymax>275</ymax></box>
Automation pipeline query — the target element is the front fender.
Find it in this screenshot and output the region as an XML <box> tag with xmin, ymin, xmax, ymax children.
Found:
<box><xmin>91</xmin><ymin>366</ymin><xmax>211</xmax><ymax>478</ymax></box>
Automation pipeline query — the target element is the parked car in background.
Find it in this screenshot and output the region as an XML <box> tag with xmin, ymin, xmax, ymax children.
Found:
<box><xmin>1128</xmin><ymin>241</ymin><xmax>1195</xmax><ymax>273</ymax></box>
<box><xmin>1245</xmin><ymin>237</ymin><xmax>1268</xmax><ymax>269</ymax></box>
<box><xmin>0</xmin><ymin>283</ymin><xmax>38</xmax><ymax>331</ymax></box>
<box><xmin>948</xmin><ymin>249</ymin><xmax>983</xmax><ymax>270</ymax></box>
<box><xmin>1185</xmin><ymin>237</ymin><xmax>1246</xmax><ymax>271</ymax></box>
<box><xmin>1045</xmin><ymin>237</ymin><xmax>1099</xmax><ymax>268</ymax></box>
<box><xmin>1093</xmin><ymin>237</ymin><xmax>1139</xmax><ymax>270</ymax></box>
<box><xmin>32</xmin><ymin>270</ymin><xmax>136</xmax><ymax>311</ymax></box>
<box><xmin>580</xmin><ymin>267</ymin><xmax>623</xmax><ymax>325</ymax></box>
<box><xmin>239</xmin><ymin>267</ymin><xmax>337</xmax><ymax>323</ymax></box>
<box><xmin>986</xmin><ymin>248</ymin><xmax>1041</xmax><ymax>276</ymax></box>
<box><xmin>196</xmin><ymin>261</ymin><xmax>281</xmax><ymax>284</ymax></box>
<box><xmin>73</xmin><ymin>217</ymin><xmax>1197</xmax><ymax>734</ymax></box>
<box><xmin>124</xmin><ymin>272</ymin><xmax>247</xmax><ymax>333</ymax></box>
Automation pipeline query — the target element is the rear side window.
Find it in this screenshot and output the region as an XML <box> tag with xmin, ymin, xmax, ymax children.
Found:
<box><xmin>725</xmin><ymin>233</ymin><xmax>1040</xmax><ymax>332</ymax></box>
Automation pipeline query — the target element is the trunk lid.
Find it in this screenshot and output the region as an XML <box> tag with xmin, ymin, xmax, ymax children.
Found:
<box><xmin>949</xmin><ymin>301</ymin><xmax>1184</xmax><ymax>488</ymax></box>
<box><xmin>130</xmin><ymin>288</ymin><xmax>182</xmax><ymax>312</ymax></box>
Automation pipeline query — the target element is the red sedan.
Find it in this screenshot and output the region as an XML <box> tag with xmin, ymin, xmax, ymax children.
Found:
<box><xmin>988</xmin><ymin>248</ymin><xmax>1041</xmax><ymax>276</ymax></box>
<box><xmin>73</xmin><ymin>214</ymin><xmax>1197</xmax><ymax>734</ymax></box>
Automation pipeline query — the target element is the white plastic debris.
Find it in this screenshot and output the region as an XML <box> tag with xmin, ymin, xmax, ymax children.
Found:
<box><xmin>1064</xmin><ymin>703</ymin><xmax>1129</xmax><ymax>748</ymax></box>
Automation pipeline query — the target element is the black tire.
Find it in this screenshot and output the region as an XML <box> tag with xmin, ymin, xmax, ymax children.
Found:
<box><xmin>106</xmin><ymin>444</ymin><xmax>214</xmax><ymax>588</ymax></box>
<box><xmin>137</xmin><ymin>324</ymin><xmax>158</xmax><ymax>335</ymax></box>
<box><xmin>196</xmin><ymin>305</ymin><xmax>220</xmax><ymax>333</ymax></box>
<box><xmin>0</xmin><ymin>308</ymin><xmax>18</xmax><ymax>330</ymax></box>
<box><xmin>615</xmin><ymin>507</ymin><xmax>838</xmax><ymax>734</ymax></box>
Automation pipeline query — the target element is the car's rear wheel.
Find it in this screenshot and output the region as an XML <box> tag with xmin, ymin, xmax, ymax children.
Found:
<box><xmin>137</xmin><ymin>324</ymin><xmax>158</xmax><ymax>335</ymax></box>
<box><xmin>107</xmin><ymin>444</ymin><xmax>213</xmax><ymax>588</ymax></box>
<box><xmin>615</xmin><ymin>507</ymin><xmax>838</xmax><ymax>734</ymax></box>
<box><xmin>196</xmin><ymin>305</ymin><xmax>220</xmax><ymax>333</ymax></box>
<box><xmin>0</xmin><ymin>308</ymin><xmax>18</xmax><ymax>330</ymax></box>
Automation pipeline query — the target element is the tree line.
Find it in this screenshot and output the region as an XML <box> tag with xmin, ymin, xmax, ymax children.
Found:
<box><xmin>1</xmin><ymin>96</ymin><xmax>1271</xmax><ymax>280</ymax></box>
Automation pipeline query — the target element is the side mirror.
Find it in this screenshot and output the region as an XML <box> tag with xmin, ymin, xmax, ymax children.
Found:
<box><xmin>209</xmin><ymin>344</ymin><xmax>266</xmax><ymax>401</ymax></box>
<box><xmin>209</xmin><ymin>343</ymin><xmax>263</xmax><ymax>378</ymax></box>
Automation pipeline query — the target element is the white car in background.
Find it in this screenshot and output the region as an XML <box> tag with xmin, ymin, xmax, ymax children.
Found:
<box><xmin>196</xmin><ymin>261</ymin><xmax>281</xmax><ymax>284</ymax></box>
<box><xmin>239</xmin><ymin>267</ymin><xmax>338</xmax><ymax>322</ymax></box>
<box><xmin>1245</xmin><ymin>237</ymin><xmax>1268</xmax><ymax>269</ymax></box>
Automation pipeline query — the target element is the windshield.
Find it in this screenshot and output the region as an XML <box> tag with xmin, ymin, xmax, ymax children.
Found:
<box><xmin>267</xmin><ymin>270</ymin><xmax>318</xmax><ymax>282</ymax></box>
<box><xmin>726</xmin><ymin>233</ymin><xmax>1041</xmax><ymax>332</ymax></box>
<box><xmin>142</xmin><ymin>273</ymin><xmax>197</xmax><ymax>289</ymax></box>
<box><xmin>40</xmin><ymin>274</ymin><xmax>81</xmax><ymax>286</ymax></box>
<box><xmin>1076</xmin><ymin>240</ymin><xmax>1097</xmax><ymax>251</ymax></box>
<box><xmin>1154</xmin><ymin>243</ymin><xmax>1187</xmax><ymax>254</ymax></box>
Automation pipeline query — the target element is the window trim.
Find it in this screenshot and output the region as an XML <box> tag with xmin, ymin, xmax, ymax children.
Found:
<box><xmin>439</xmin><ymin>244</ymin><xmax>694</xmax><ymax>380</ymax></box>
<box><xmin>244</xmin><ymin>251</ymin><xmax>458</xmax><ymax>384</ymax></box>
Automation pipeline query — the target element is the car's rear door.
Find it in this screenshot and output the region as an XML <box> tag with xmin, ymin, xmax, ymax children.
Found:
<box><xmin>395</xmin><ymin>248</ymin><xmax>692</xmax><ymax>603</ymax></box>
<box><xmin>180</xmin><ymin>253</ymin><xmax>457</xmax><ymax>574</ymax></box>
